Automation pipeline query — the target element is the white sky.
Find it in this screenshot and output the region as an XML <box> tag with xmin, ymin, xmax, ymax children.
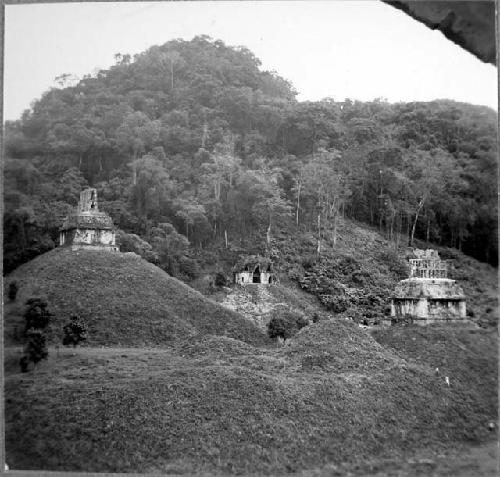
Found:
<box><xmin>4</xmin><ymin>1</ymin><xmax>498</xmax><ymax>121</ymax></box>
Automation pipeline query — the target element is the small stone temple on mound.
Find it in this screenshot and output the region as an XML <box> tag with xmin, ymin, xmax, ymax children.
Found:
<box><xmin>391</xmin><ymin>249</ymin><xmax>466</xmax><ymax>324</ymax></box>
<box><xmin>233</xmin><ymin>256</ymin><xmax>275</xmax><ymax>285</ymax></box>
<box><xmin>59</xmin><ymin>188</ymin><xmax>118</xmax><ymax>252</ymax></box>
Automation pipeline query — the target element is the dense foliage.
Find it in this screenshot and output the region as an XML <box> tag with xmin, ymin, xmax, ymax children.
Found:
<box><xmin>267</xmin><ymin>308</ymin><xmax>308</xmax><ymax>341</ymax></box>
<box><xmin>19</xmin><ymin>298</ymin><xmax>52</xmax><ymax>371</ymax></box>
<box><xmin>62</xmin><ymin>315</ymin><xmax>88</xmax><ymax>347</ymax></box>
<box><xmin>4</xmin><ymin>36</ymin><xmax>497</xmax><ymax>273</ymax></box>
<box><xmin>23</xmin><ymin>298</ymin><xmax>53</xmax><ymax>333</ymax></box>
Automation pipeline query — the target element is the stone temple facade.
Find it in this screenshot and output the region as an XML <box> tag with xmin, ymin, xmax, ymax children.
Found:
<box><xmin>391</xmin><ymin>249</ymin><xmax>466</xmax><ymax>324</ymax></box>
<box><xmin>233</xmin><ymin>256</ymin><xmax>275</xmax><ymax>285</ymax></box>
<box><xmin>59</xmin><ymin>188</ymin><xmax>118</xmax><ymax>252</ymax></box>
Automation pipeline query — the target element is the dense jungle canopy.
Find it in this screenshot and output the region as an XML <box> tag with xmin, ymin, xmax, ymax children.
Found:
<box><xmin>4</xmin><ymin>36</ymin><xmax>498</xmax><ymax>273</ymax></box>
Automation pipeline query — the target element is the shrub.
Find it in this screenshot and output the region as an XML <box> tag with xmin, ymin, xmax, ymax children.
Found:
<box><xmin>439</xmin><ymin>247</ymin><xmax>460</xmax><ymax>260</ymax></box>
<box><xmin>23</xmin><ymin>298</ymin><xmax>53</xmax><ymax>333</ymax></box>
<box><xmin>268</xmin><ymin>310</ymin><xmax>309</xmax><ymax>341</ymax></box>
<box><xmin>163</xmin><ymin>256</ymin><xmax>180</xmax><ymax>276</ymax></box>
<box><xmin>311</xmin><ymin>312</ymin><xmax>330</xmax><ymax>323</ymax></box>
<box><xmin>391</xmin><ymin>314</ymin><xmax>414</xmax><ymax>326</ymax></box>
<box><xmin>378</xmin><ymin>249</ymin><xmax>408</xmax><ymax>279</ymax></box>
<box><xmin>23</xmin><ymin>329</ymin><xmax>48</xmax><ymax>367</ymax></box>
<box><xmin>320</xmin><ymin>295</ymin><xmax>349</xmax><ymax>314</ymax></box>
<box><xmin>350</xmin><ymin>270</ymin><xmax>371</xmax><ymax>286</ymax></box>
<box><xmin>62</xmin><ymin>315</ymin><xmax>88</xmax><ymax>347</ymax></box>
<box><xmin>296</xmin><ymin>315</ymin><xmax>309</xmax><ymax>330</ymax></box>
<box><xmin>214</xmin><ymin>272</ymin><xmax>228</xmax><ymax>287</ymax></box>
<box><xmin>268</xmin><ymin>316</ymin><xmax>289</xmax><ymax>341</ymax></box>
<box><xmin>179</xmin><ymin>256</ymin><xmax>200</xmax><ymax>280</ymax></box>
<box><xmin>301</xmin><ymin>254</ymin><xmax>318</xmax><ymax>270</ymax></box>
<box><xmin>8</xmin><ymin>281</ymin><xmax>18</xmax><ymax>301</ymax></box>
<box><xmin>19</xmin><ymin>355</ymin><xmax>29</xmax><ymax>373</ymax></box>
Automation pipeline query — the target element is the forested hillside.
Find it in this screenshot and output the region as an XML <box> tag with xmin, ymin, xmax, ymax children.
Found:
<box><xmin>4</xmin><ymin>36</ymin><xmax>497</xmax><ymax>274</ymax></box>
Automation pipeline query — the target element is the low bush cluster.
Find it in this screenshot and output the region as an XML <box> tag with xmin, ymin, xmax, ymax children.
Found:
<box><xmin>268</xmin><ymin>309</ymin><xmax>309</xmax><ymax>341</ymax></box>
<box><xmin>62</xmin><ymin>315</ymin><xmax>88</xmax><ymax>347</ymax></box>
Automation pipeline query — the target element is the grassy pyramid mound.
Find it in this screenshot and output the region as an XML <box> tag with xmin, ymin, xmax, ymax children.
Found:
<box><xmin>4</xmin><ymin>248</ymin><xmax>266</xmax><ymax>346</ymax></box>
<box><xmin>5</xmin><ymin>318</ymin><xmax>497</xmax><ymax>474</ymax></box>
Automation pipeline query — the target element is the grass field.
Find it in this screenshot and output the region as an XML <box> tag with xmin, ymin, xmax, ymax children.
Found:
<box><xmin>5</xmin><ymin>319</ymin><xmax>497</xmax><ymax>474</ymax></box>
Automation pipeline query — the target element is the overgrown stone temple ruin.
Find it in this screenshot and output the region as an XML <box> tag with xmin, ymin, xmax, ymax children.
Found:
<box><xmin>59</xmin><ymin>188</ymin><xmax>118</xmax><ymax>252</ymax></box>
<box><xmin>233</xmin><ymin>256</ymin><xmax>276</xmax><ymax>285</ymax></box>
<box><xmin>391</xmin><ymin>249</ymin><xmax>466</xmax><ymax>324</ymax></box>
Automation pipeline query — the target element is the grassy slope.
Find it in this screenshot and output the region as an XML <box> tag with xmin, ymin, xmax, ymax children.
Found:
<box><xmin>5</xmin><ymin>319</ymin><xmax>497</xmax><ymax>474</ymax></box>
<box><xmin>4</xmin><ymin>248</ymin><xmax>267</xmax><ymax>346</ymax></box>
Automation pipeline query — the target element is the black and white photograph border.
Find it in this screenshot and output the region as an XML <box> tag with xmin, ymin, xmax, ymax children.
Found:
<box><xmin>1</xmin><ymin>1</ymin><xmax>499</xmax><ymax>476</ymax></box>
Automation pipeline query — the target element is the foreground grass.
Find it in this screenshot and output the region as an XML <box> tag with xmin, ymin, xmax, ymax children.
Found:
<box><xmin>5</xmin><ymin>320</ymin><xmax>497</xmax><ymax>474</ymax></box>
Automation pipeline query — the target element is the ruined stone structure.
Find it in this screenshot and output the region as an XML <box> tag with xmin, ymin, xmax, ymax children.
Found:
<box><xmin>391</xmin><ymin>249</ymin><xmax>466</xmax><ymax>324</ymax></box>
<box><xmin>233</xmin><ymin>257</ymin><xmax>275</xmax><ymax>285</ymax></box>
<box><xmin>59</xmin><ymin>188</ymin><xmax>118</xmax><ymax>252</ymax></box>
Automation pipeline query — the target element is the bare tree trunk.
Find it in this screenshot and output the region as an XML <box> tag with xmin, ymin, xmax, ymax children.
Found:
<box><xmin>332</xmin><ymin>212</ymin><xmax>337</xmax><ymax>245</ymax></box>
<box><xmin>296</xmin><ymin>180</ymin><xmax>301</xmax><ymax>227</ymax></box>
<box><xmin>378</xmin><ymin>170</ymin><xmax>383</xmax><ymax>231</ymax></box>
<box><xmin>225</xmin><ymin>229</ymin><xmax>228</xmax><ymax>249</ymax></box>
<box><xmin>132</xmin><ymin>150</ymin><xmax>138</xmax><ymax>185</ymax></box>
<box><xmin>317</xmin><ymin>213</ymin><xmax>321</xmax><ymax>255</ymax></box>
<box><xmin>201</xmin><ymin>122</ymin><xmax>208</xmax><ymax>148</ymax></box>
<box><xmin>170</xmin><ymin>60</ymin><xmax>174</xmax><ymax>91</ymax></box>
<box><xmin>406</xmin><ymin>213</ymin><xmax>411</xmax><ymax>245</ymax></box>
<box><xmin>410</xmin><ymin>198</ymin><xmax>425</xmax><ymax>246</ymax></box>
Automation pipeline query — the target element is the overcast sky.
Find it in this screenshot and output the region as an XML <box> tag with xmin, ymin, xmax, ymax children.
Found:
<box><xmin>4</xmin><ymin>1</ymin><xmax>498</xmax><ymax>121</ymax></box>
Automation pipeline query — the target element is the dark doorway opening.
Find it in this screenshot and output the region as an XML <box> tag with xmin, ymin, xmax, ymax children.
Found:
<box><xmin>253</xmin><ymin>266</ymin><xmax>261</xmax><ymax>283</ymax></box>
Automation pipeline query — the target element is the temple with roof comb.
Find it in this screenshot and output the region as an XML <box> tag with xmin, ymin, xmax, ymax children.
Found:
<box><xmin>391</xmin><ymin>249</ymin><xmax>467</xmax><ymax>324</ymax></box>
<box><xmin>59</xmin><ymin>188</ymin><xmax>118</xmax><ymax>252</ymax></box>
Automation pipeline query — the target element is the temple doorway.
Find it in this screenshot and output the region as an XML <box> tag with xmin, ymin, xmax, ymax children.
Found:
<box><xmin>253</xmin><ymin>266</ymin><xmax>261</xmax><ymax>283</ymax></box>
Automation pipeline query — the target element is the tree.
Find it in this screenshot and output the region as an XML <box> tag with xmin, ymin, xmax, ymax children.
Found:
<box><xmin>23</xmin><ymin>329</ymin><xmax>49</xmax><ymax>368</ymax></box>
<box><xmin>250</xmin><ymin>170</ymin><xmax>291</xmax><ymax>245</ymax></box>
<box><xmin>147</xmin><ymin>222</ymin><xmax>189</xmax><ymax>273</ymax></box>
<box><xmin>268</xmin><ymin>316</ymin><xmax>289</xmax><ymax>341</ymax></box>
<box><xmin>23</xmin><ymin>298</ymin><xmax>53</xmax><ymax>333</ymax></box>
<box><xmin>175</xmin><ymin>199</ymin><xmax>208</xmax><ymax>242</ymax></box>
<box><xmin>402</xmin><ymin>148</ymin><xmax>455</xmax><ymax>246</ymax></box>
<box><xmin>301</xmin><ymin>148</ymin><xmax>351</xmax><ymax>251</ymax></box>
<box><xmin>62</xmin><ymin>315</ymin><xmax>88</xmax><ymax>347</ymax></box>
<box><xmin>267</xmin><ymin>309</ymin><xmax>309</xmax><ymax>342</ymax></box>
<box><xmin>8</xmin><ymin>282</ymin><xmax>18</xmax><ymax>301</ymax></box>
<box><xmin>116</xmin><ymin>112</ymin><xmax>161</xmax><ymax>184</ymax></box>
<box><xmin>130</xmin><ymin>154</ymin><xmax>175</xmax><ymax>229</ymax></box>
<box><xmin>58</xmin><ymin>167</ymin><xmax>89</xmax><ymax>205</ymax></box>
<box><xmin>163</xmin><ymin>50</ymin><xmax>182</xmax><ymax>91</ymax></box>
